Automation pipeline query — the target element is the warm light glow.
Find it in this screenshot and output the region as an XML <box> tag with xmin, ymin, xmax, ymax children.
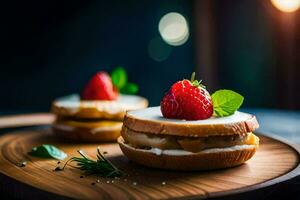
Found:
<box><xmin>158</xmin><ymin>12</ymin><xmax>189</xmax><ymax>46</ymax></box>
<box><xmin>271</xmin><ymin>0</ymin><xmax>300</xmax><ymax>13</ymax></box>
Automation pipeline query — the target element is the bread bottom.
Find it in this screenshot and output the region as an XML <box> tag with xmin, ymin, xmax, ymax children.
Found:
<box><xmin>52</xmin><ymin>124</ymin><xmax>121</xmax><ymax>142</ymax></box>
<box><xmin>118</xmin><ymin>136</ymin><xmax>258</xmax><ymax>170</ymax></box>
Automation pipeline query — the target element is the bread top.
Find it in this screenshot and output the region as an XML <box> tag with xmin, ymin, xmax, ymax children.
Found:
<box><xmin>123</xmin><ymin>107</ymin><xmax>259</xmax><ymax>137</ymax></box>
<box><xmin>52</xmin><ymin>94</ymin><xmax>148</xmax><ymax>120</ymax></box>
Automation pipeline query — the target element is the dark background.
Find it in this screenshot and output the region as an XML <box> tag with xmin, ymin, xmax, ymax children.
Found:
<box><xmin>0</xmin><ymin>0</ymin><xmax>299</xmax><ymax>112</ymax></box>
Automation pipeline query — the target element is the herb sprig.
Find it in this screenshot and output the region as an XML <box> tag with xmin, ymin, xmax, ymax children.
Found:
<box><xmin>63</xmin><ymin>147</ymin><xmax>123</xmax><ymax>178</ymax></box>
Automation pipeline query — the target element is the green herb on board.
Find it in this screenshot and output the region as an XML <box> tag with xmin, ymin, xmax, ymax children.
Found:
<box><xmin>28</xmin><ymin>144</ymin><xmax>67</xmax><ymax>160</ymax></box>
<box><xmin>63</xmin><ymin>147</ymin><xmax>123</xmax><ymax>178</ymax></box>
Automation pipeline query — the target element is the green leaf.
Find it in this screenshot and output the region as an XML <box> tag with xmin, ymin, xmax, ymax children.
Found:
<box><xmin>111</xmin><ymin>67</ymin><xmax>127</xmax><ymax>89</ymax></box>
<box><xmin>28</xmin><ymin>144</ymin><xmax>67</xmax><ymax>160</ymax></box>
<box><xmin>212</xmin><ymin>89</ymin><xmax>244</xmax><ymax>117</ymax></box>
<box><xmin>120</xmin><ymin>82</ymin><xmax>139</xmax><ymax>94</ymax></box>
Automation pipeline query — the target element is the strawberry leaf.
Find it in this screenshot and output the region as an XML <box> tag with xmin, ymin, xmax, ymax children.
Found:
<box><xmin>111</xmin><ymin>67</ymin><xmax>139</xmax><ymax>94</ymax></box>
<box><xmin>212</xmin><ymin>90</ymin><xmax>244</xmax><ymax>117</ymax></box>
<box><xmin>111</xmin><ymin>67</ymin><xmax>127</xmax><ymax>89</ymax></box>
<box><xmin>120</xmin><ymin>82</ymin><xmax>139</xmax><ymax>94</ymax></box>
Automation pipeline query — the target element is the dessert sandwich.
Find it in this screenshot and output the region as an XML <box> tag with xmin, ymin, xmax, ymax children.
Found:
<box><xmin>52</xmin><ymin>68</ymin><xmax>148</xmax><ymax>142</ymax></box>
<box><xmin>118</xmin><ymin>73</ymin><xmax>259</xmax><ymax>170</ymax></box>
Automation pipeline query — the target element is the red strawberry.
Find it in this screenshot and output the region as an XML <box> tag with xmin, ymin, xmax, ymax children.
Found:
<box><xmin>81</xmin><ymin>71</ymin><xmax>118</xmax><ymax>100</ymax></box>
<box><xmin>160</xmin><ymin>74</ymin><xmax>213</xmax><ymax>120</ymax></box>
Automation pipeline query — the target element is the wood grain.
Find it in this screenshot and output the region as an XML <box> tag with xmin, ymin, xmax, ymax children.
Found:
<box><xmin>0</xmin><ymin>128</ymin><xmax>299</xmax><ymax>200</ymax></box>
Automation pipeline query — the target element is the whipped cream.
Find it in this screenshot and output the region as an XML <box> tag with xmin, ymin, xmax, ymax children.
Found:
<box><xmin>53</xmin><ymin>123</ymin><xmax>122</xmax><ymax>134</ymax></box>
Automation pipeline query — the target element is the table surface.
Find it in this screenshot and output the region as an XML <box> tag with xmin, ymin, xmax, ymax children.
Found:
<box><xmin>241</xmin><ymin>108</ymin><xmax>300</xmax><ymax>144</ymax></box>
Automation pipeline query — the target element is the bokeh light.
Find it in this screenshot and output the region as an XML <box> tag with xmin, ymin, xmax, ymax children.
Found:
<box><xmin>158</xmin><ymin>12</ymin><xmax>189</xmax><ymax>46</ymax></box>
<box><xmin>271</xmin><ymin>0</ymin><xmax>300</xmax><ymax>13</ymax></box>
<box><xmin>148</xmin><ymin>37</ymin><xmax>172</xmax><ymax>62</ymax></box>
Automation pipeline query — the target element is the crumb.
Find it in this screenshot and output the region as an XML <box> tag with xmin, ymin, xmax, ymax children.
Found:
<box><xmin>17</xmin><ymin>161</ymin><xmax>27</xmax><ymax>167</ymax></box>
<box><xmin>54</xmin><ymin>166</ymin><xmax>63</xmax><ymax>171</ymax></box>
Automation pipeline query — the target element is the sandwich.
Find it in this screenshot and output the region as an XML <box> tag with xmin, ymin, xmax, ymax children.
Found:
<box><xmin>118</xmin><ymin>73</ymin><xmax>259</xmax><ymax>170</ymax></box>
<box><xmin>52</xmin><ymin>70</ymin><xmax>148</xmax><ymax>142</ymax></box>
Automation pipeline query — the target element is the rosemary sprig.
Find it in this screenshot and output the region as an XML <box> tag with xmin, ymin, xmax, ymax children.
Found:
<box><xmin>63</xmin><ymin>147</ymin><xmax>123</xmax><ymax>178</ymax></box>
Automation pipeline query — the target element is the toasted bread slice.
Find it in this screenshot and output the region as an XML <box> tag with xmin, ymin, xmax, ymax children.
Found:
<box><xmin>123</xmin><ymin>107</ymin><xmax>259</xmax><ymax>137</ymax></box>
<box><xmin>52</xmin><ymin>94</ymin><xmax>148</xmax><ymax>120</ymax></box>
<box><xmin>53</xmin><ymin>120</ymin><xmax>122</xmax><ymax>142</ymax></box>
<box><xmin>118</xmin><ymin>136</ymin><xmax>258</xmax><ymax>170</ymax></box>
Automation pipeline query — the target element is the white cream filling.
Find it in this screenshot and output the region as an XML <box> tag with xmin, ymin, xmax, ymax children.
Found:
<box><xmin>53</xmin><ymin>124</ymin><xmax>76</xmax><ymax>132</ymax></box>
<box><xmin>122</xmin><ymin>142</ymin><xmax>256</xmax><ymax>156</ymax></box>
<box><xmin>90</xmin><ymin>124</ymin><xmax>122</xmax><ymax>134</ymax></box>
<box><xmin>53</xmin><ymin>124</ymin><xmax>122</xmax><ymax>134</ymax></box>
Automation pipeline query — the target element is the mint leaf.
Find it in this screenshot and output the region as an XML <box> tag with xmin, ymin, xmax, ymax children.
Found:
<box><xmin>28</xmin><ymin>144</ymin><xmax>67</xmax><ymax>160</ymax></box>
<box><xmin>120</xmin><ymin>82</ymin><xmax>139</xmax><ymax>94</ymax></box>
<box><xmin>111</xmin><ymin>67</ymin><xmax>139</xmax><ymax>94</ymax></box>
<box><xmin>111</xmin><ymin>67</ymin><xmax>127</xmax><ymax>89</ymax></box>
<box><xmin>212</xmin><ymin>89</ymin><xmax>244</xmax><ymax>117</ymax></box>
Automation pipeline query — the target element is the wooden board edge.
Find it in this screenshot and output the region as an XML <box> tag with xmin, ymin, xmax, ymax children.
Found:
<box><xmin>0</xmin><ymin>130</ymin><xmax>299</xmax><ymax>200</ymax></box>
<box><xmin>200</xmin><ymin>131</ymin><xmax>300</xmax><ymax>199</ymax></box>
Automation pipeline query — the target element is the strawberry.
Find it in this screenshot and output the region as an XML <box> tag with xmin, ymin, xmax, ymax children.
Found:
<box><xmin>81</xmin><ymin>71</ymin><xmax>118</xmax><ymax>100</ymax></box>
<box><xmin>160</xmin><ymin>73</ymin><xmax>213</xmax><ymax>120</ymax></box>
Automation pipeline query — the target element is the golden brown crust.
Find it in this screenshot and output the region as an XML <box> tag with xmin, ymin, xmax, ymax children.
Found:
<box><xmin>52</xmin><ymin>123</ymin><xmax>121</xmax><ymax>142</ymax></box>
<box><xmin>123</xmin><ymin>113</ymin><xmax>259</xmax><ymax>137</ymax></box>
<box><xmin>118</xmin><ymin>136</ymin><xmax>258</xmax><ymax>170</ymax></box>
<box><xmin>51</xmin><ymin>105</ymin><xmax>125</xmax><ymax>120</ymax></box>
<box><xmin>51</xmin><ymin>95</ymin><xmax>148</xmax><ymax>120</ymax></box>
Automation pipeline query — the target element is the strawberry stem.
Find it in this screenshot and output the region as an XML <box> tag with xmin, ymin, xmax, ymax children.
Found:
<box><xmin>190</xmin><ymin>72</ymin><xmax>206</xmax><ymax>88</ymax></box>
<box><xmin>190</xmin><ymin>72</ymin><xmax>196</xmax><ymax>83</ymax></box>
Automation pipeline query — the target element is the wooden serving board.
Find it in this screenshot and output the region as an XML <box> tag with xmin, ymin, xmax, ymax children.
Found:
<box><xmin>0</xmin><ymin>128</ymin><xmax>299</xmax><ymax>200</ymax></box>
